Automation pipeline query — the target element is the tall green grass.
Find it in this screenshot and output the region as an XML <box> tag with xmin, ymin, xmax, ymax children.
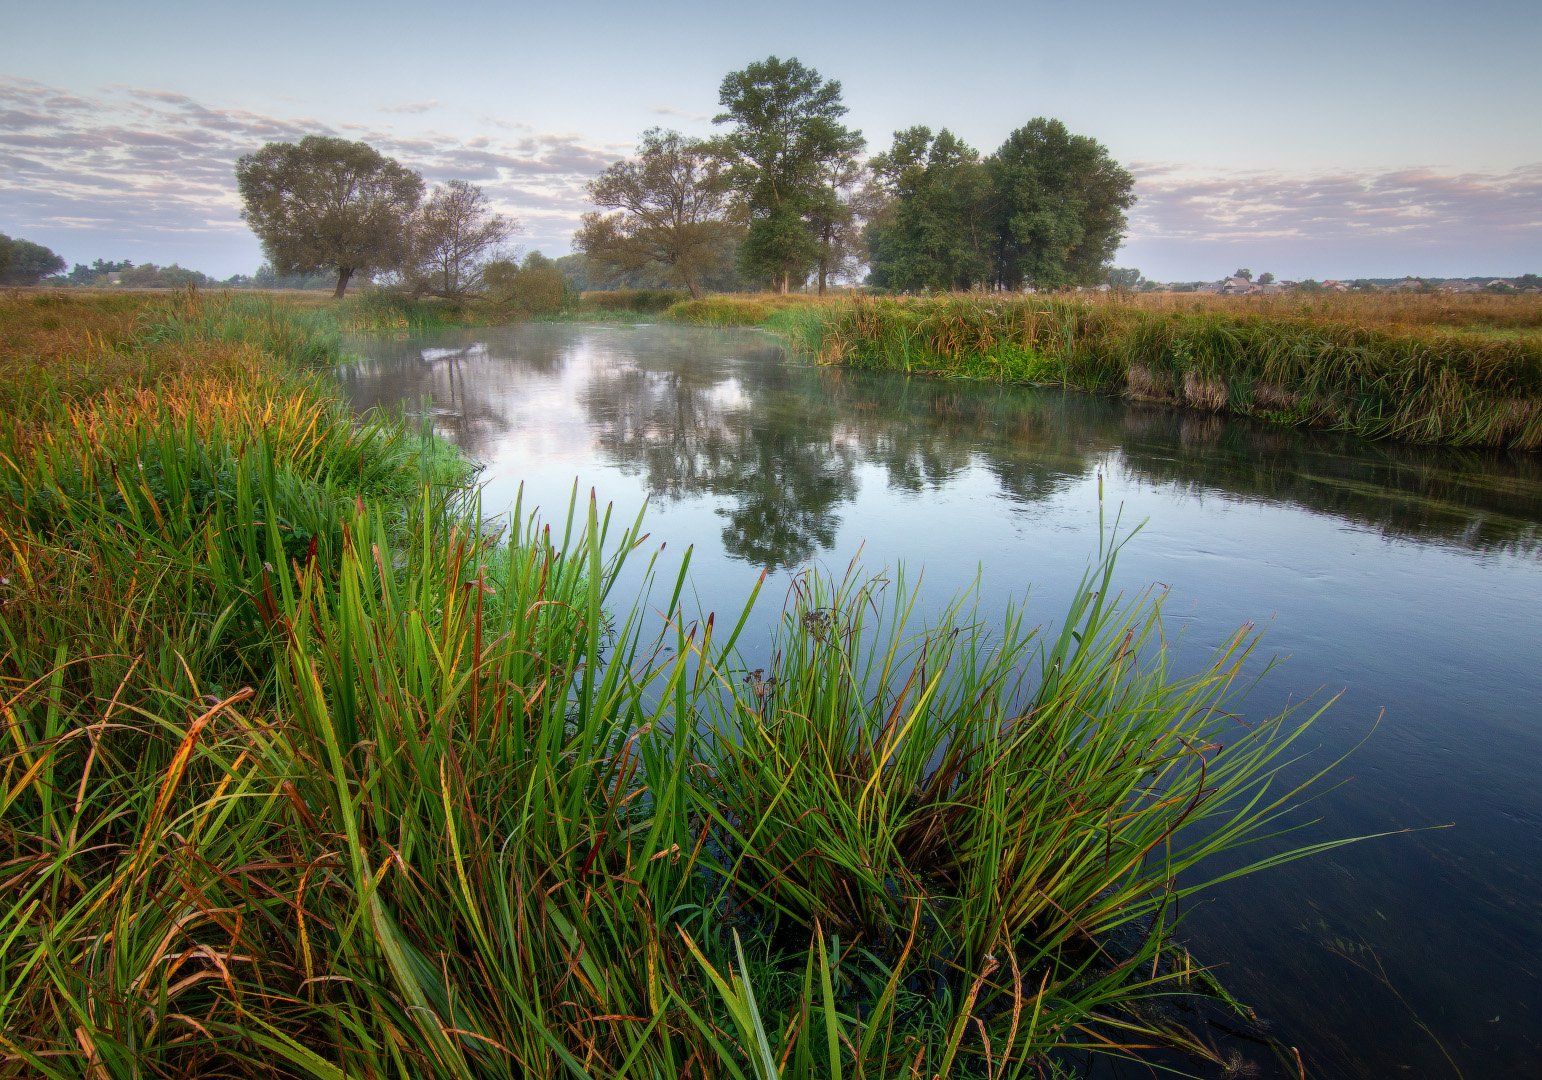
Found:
<box><xmin>666</xmin><ymin>294</ymin><xmax>1542</xmax><ymax>448</ymax></box>
<box><xmin>1</xmin><ymin>292</ymin><xmax>1352</xmax><ymax>1076</ymax></box>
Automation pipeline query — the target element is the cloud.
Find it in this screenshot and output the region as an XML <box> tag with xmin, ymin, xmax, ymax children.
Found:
<box><xmin>4</xmin><ymin>74</ymin><xmax>1534</xmax><ymax>280</ymax></box>
<box><xmin>1122</xmin><ymin>163</ymin><xmax>1542</xmax><ymax>277</ymax></box>
<box><xmin>650</xmin><ymin>104</ymin><xmax>713</xmax><ymax>123</ymax></box>
<box><xmin>380</xmin><ymin>99</ymin><xmax>440</xmax><ymax>115</ymax></box>
<box><xmin>0</xmin><ymin>76</ymin><xmax>619</xmax><ymax>273</ymax></box>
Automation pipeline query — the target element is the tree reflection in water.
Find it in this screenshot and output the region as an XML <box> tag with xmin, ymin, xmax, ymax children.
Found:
<box><xmin>341</xmin><ymin>322</ymin><xmax>1541</xmax><ymax>567</ymax></box>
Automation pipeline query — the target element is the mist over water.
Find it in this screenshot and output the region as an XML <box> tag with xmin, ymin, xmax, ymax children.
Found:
<box><xmin>341</xmin><ymin>321</ymin><xmax>1542</xmax><ymax>1077</ymax></box>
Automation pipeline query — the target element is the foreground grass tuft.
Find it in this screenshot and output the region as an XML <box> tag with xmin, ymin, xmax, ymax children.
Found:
<box><xmin>1</xmin><ymin>291</ymin><xmax>1348</xmax><ymax>1077</ymax></box>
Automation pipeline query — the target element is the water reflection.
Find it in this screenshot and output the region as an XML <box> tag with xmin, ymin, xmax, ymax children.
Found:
<box><xmin>341</xmin><ymin>322</ymin><xmax>1536</xmax><ymax>565</ymax></box>
<box><xmin>576</xmin><ymin>345</ymin><xmax>858</xmax><ymax>567</ymax></box>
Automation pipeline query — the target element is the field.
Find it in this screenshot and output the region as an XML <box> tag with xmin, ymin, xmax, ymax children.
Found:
<box><xmin>0</xmin><ymin>288</ymin><xmax>1348</xmax><ymax>1077</ymax></box>
<box><xmin>665</xmin><ymin>291</ymin><xmax>1542</xmax><ymax>449</ymax></box>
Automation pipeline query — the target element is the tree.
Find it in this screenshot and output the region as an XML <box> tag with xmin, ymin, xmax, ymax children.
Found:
<box><xmin>1257</xmin><ymin>271</ymin><xmax>1275</xmax><ymax>284</ymax></box>
<box><xmin>806</xmin><ymin>155</ymin><xmax>867</xmax><ymax>294</ymax></box>
<box><xmin>576</xmin><ymin>129</ymin><xmax>741</xmax><ymax>299</ymax></box>
<box><xmin>236</xmin><ymin>136</ymin><xmax>424</xmax><ymax>298</ymax></box>
<box><xmin>1233</xmin><ymin>268</ymin><xmax>1253</xmax><ymax>281</ymax></box>
<box><xmin>0</xmin><ymin>234</ymin><xmax>66</xmax><ymax>285</ymax></box>
<box><xmin>865</xmin><ymin>127</ymin><xmax>992</xmax><ymax>292</ymax></box>
<box><xmin>714</xmin><ymin>56</ymin><xmax>865</xmax><ymax>293</ymax></box>
<box><xmin>986</xmin><ymin>119</ymin><xmax>1135</xmax><ymax>290</ymax></box>
<box><xmin>406</xmin><ymin>179</ymin><xmax>515</xmax><ymax>299</ymax></box>
<box><xmin>252</xmin><ymin>264</ymin><xmax>337</xmax><ymax>290</ymax></box>
<box><xmin>63</xmin><ymin>258</ymin><xmax>132</xmax><ymax>285</ymax></box>
<box><xmin>1106</xmin><ymin>266</ymin><xmax>1145</xmax><ymax>291</ymax></box>
<box><xmin>118</xmin><ymin>263</ymin><xmax>214</xmax><ymax>288</ymax></box>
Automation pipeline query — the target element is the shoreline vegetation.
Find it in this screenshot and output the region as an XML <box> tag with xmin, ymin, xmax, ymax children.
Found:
<box><xmin>663</xmin><ymin>292</ymin><xmax>1542</xmax><ymax>450</ymax></box>
<box><xmin>0</xmin><ymin>288</ymin><xmax>1352</xmax><ymax>1077</ymax></box>
<box><xmin>11</xmin><ymin>285</ymin><xmax>1541</xmax><ymax>451</ymax></box>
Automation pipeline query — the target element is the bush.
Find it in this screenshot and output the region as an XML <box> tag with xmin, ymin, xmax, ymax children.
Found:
<box><xmin>484</xmin><ymin>255</ymin><xmax>569</xmax><ymax>316</ymax></box>
<box><xmin>576</xmin><ymin>287</ymin><xmax>689</xmax><ymax>313</ymax></box>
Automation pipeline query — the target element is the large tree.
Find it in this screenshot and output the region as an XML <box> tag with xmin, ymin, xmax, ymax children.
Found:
<box><xmin>0</xmin><ymin>234</ymin><xmax>66</xmax><ymax>285</ymax></box>
<box><xmin>576</xmin><ymin>129</ymin><xmax>741</xmax><ymax>299</ymax></box>
<box><xmin>865</xmin><ymin>127</ymin><xmax>992</xmax><ymax>292</ymax></box>
<box><xmin>805</xmin><ymin>154</ymin><xmax>867</xmax><ymax>294</ymax></box>
<box><xmin>986</xmin><ymin>119</ymin><xmax>1135</xmax><ymax>290</ymax></box>
<box><xmin>714</xmin><ymin>56</ymin><xmax>864</xmax><ymax>293</ymax></box>
<box><xmin>236</xmin><ymin>136</ymin><xmax>424</xmax><ymax>298</ymax></box>
<box><xmin>406</xmin><ymin>179</ymin><xmax>515</xmax><ymax>299</ymax></box>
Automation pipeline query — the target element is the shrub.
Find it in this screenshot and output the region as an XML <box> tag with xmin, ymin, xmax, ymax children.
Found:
<box><xmin>577</xmin><ymin>287</ymin><xmax>689</xmax><ymax>313</ymax></box>
<box><xmin>484</xmin><ymin>255</ymin><xmax>569</xmax><ymax>316</ymax></box>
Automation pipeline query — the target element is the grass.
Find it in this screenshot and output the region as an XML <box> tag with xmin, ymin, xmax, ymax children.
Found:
<box><xmin>665</xmin><ymin>293</ymin><xmax>846</xmax><ymax>328</ymax></box>
<box><xmin>0</xmin><ymin>289</ymin><xmax>1352</xmax><ymax>1077</ymax></box>
<box><xmin>664</xmin><ymin>293</ymin><xmax>1542</xmax><ymax>449</ymax></box>
<box><xmin>334</xmin><ymin>290</ymin><xmax>505</xmax><ymax>332</ymax></box>
<box><xmin>575</xmin><ymin>288</ymin><xmax>691</xmax><ymax>314</ymax></box>
<box><xmin>1093</xmin><ymin>289</ymin><xmax>1542</xmax><ymax>334</ymax></box>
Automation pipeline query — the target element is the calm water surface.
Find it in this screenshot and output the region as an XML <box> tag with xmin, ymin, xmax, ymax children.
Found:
<box><xmin>340</xmin><ymin>322</ymin><xmax>1542</xmax><ymax>1079</ymax></box>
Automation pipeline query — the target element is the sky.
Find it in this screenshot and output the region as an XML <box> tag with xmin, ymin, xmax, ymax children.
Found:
<box><xmin>2</xmin><ymin>0</ymin><xmax>1539</xmax><ymax>281</ymax></box>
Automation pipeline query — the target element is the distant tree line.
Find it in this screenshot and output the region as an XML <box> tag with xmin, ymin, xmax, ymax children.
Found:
<box><xmin>11</xmin><ymin>86</ymin><xmax>1538</xmax><ymax>301</ymax></box>
<box><xmin>0</xmin><ymin>247</ymin><xmax>383</xmax><ymax>291</ymax></box>
<box><xmin>577</xmin><ymin>56</ymin><xmax>1136</xmax><ymax>294</ymax></box>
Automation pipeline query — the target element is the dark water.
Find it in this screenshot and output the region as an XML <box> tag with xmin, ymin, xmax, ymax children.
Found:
<box><xmin>339</xmin><ymin>322</ymin><xmax>1542</xmax><ymax>1079</ymax></box>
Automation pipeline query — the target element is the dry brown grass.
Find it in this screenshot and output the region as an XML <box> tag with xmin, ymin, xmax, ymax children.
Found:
<box><xmin>0</xmin><ymin>289</ymin><xmax>146</xmax><ymax>371</ymax></box>
<box><xmin>1098</xmin><ymin>289</ymin><xmax>1542</xmax><ymax>335</ymax></box>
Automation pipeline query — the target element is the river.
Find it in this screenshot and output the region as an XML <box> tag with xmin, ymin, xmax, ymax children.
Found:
<box><xmin>339</xmin><ymin>321</ymin><xmax>1542</xmax><ymax>1078</ymax></box>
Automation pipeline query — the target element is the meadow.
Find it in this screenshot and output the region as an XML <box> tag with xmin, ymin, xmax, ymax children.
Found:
<box><xmin>665</xmin><ymin>291</ymin><xmax>1542</xmax><ymax>449</ymax></box>
<box><xmin>0</xmin><ymin>288</ymin><xmax>1348</xmax><ymax>1077</ymax></box>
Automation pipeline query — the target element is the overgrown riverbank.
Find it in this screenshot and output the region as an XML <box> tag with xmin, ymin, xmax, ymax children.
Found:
<box><xmin>2</xmin><ymin>290</ymin><xmax>1343</xmax><ymax>1077</ymax></box>
<box><xmin>665</xmin><ymin>293</ymin><xmax>1542</xmax><ymax>449</ymax></box>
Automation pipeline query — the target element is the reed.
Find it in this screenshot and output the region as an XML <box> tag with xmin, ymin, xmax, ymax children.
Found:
<box><xmin>665</xmin><ymin>293</ymin><xmax>852</xmax><ymax>328</ymax></box>
<box><xmin>671</xmin><ymin>293</ymin><xmax>1542</xmax><ymax>449</ymax></box>
<box><xmin>1</xmin><ymin>291</ymin><xmax>1351</xmax><ymax>1077</ymax></box>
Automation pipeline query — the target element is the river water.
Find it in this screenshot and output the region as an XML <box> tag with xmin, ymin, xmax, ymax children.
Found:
<box><xmin>339</xmin><ymin>321</ymin><xmax>1541</xmax><ymax>1078</ymax></box>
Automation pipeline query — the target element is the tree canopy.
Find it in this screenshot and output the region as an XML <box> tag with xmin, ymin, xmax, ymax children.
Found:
<box><xmin>986</xmin><ymin>119</ymin><xmax>1135</xmax><ymax>290</ymax></box>
<box><xmin>405</xmin><ymin>179</ymin><xmax>515</xmax><ymax>299</ymax></box>
<box><xmin>1105</xmin><ymin>267</ymin><xmax>1148</xmax><ymax>290</ymax></box>
<box><xmin>576</xmin><ymin>129</ymin><xmax>741</xmax><ymax>299</ymax></box>
<box><xmin>865</xmin><ymin>128</ymin><xmax>992</xmax><ymax>292</ymax></box>
<box><xmin>0</xmin><ymin>234</ymin><xmax>66</xmax><ymax>285</ymax></box>
<box><xmin>714</xmin><ymin>56</ymin><xmax>864</xmax><ymax>293</ymax></box>
<box><xmin>236</xmin><ymin>136</ymin><xmax>424</xmax><ymax>297</ymax></box>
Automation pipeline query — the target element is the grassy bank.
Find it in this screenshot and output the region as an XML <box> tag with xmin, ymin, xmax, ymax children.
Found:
<box><xmin>1</xmin><ymin>290</ymin><xmax>1345</xmax><ymax>1077</ymax></box>
<box><xmin>665</xmin><ymin>293</ymin><xmax>1542</xmax><ymax>448</ymax></box>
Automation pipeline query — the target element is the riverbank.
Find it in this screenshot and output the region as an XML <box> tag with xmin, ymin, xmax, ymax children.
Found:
<box><xmin>2</xmin><ymin>290</ymin><xmax>1342</xmax><ymax>1077</ymax></box>
<box><xmin>664</xmin><ymin>293</ymin><xmax>1542</xmax><ymax>449</ymax></box>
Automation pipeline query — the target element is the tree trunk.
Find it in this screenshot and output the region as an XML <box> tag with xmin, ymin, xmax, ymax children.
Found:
<box><xmin>685</xmin><ymin>277</ymin><xmax>702</xmax><ymax>300</ymax></box>
<box><xmin>778</xmin><ymin>272</ymin><xmax>790</xmax><ymax>295</ymax></box>
<box><xmin>333</xmin><ymin>267</ymin><xmax>354</xmax><ymax>299</ymax></box>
